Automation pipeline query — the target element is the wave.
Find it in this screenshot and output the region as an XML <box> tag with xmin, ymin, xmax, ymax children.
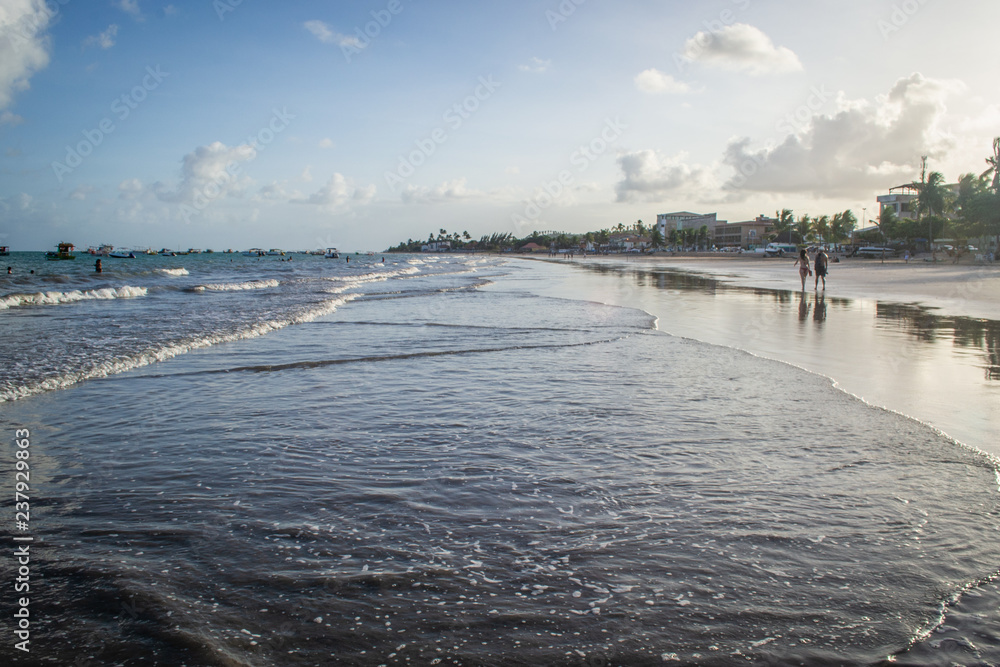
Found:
<box><xmin>0</xmin><ymin>286</ymin><xmax>148</xmax><ymax>310</ymax></box>
<box><xmin>324</xmin><ymin>266</ymin><xmax>420</xmax><ymax>284</ymax></box>
<box><xmin>0</xmin><ymin>294</ymin><xmax>360</xmax><ymax>403</ymax></box>
<box><xmin>193</xmin><ymin>279</ymin><xmax>279</xmax><ymax>292</ymax></box>
<box><xmin>157</xmin><ymin>268</ymin><xmax>189</xmax><ymax>276</ymax></box>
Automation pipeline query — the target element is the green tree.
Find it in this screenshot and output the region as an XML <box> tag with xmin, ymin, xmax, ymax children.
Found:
<box><xmin>813</xmin><ymin>215</ymin><xmax>830</xmax><ymax>242</ymax></box>
<box><xmin>830</xmin><ymin>210</ymin><xmax>857</xmax><ymax>243</ymax></box>
<box><xmin>650</xmin><ymin>227</ymin><xmax>664</xmax><ymax>250</ymax></box>
<box><xmin>794</xmin><ymin>214</ymin><xmax>812</xmax><ymax>244</ymax></box>
<box><xmin>770</xmin><ymin>209</ymin><xmax>794</xmax><ymax>242</ymax></box>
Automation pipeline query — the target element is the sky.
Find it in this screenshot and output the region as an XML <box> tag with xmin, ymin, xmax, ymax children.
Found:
<box><xmin>1</xmin><ymin>0</ymin><xmax>998</xmax><ymax>252</ymax></box>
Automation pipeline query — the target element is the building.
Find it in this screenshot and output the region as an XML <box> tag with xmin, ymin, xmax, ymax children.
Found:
<box><xmin>876</xmin><ymin>184</ymin><xmax>919</xmax><ymax>220</ymax></box>
<box><xmin>518</xmin><ymin>242</ymin><xmax>547</xmax><ymax>253</ymax></box>
<box><xmin>421</xmin><ymin>241</ymin><xmax>452</xmax><ymax>252</ymax></box>
<box><xmin>655</xmin><ymin>212</ymin><xmax>725</xmax><ymax>237</ymax></box>
<box><xmin>714</xmin><ymin>215</ymin><xmax>775</xmax><ymax>249</ymax></box>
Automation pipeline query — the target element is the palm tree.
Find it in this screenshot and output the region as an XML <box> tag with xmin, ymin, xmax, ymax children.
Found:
<box><xmin>982</xmin><ymin>137</ymin><xmax>1000</xmax><ymax>195</ymax></box>
<box><xmin>795</xmin><ymin>215</ymin><xmax>812</xmax><ymax>244</ymax></box>
<box><xmin>813</xmin><ymin>215</ymin><xmax>830</xmax><ymax>243</ymax></box>
<box><xmin>635</xmin><ymin>219</ymin><xmax>646</xmax><ymax>235</ymax></box>
<box><xmin>914</xmin><ymin>169</ymin><xmax>950</xmax><ymax>258</ymax></box>
<box><xmin>615</xmin><ymin>222</ymin><xmax>625</xmax><ymax>233</ymax></box>
<box><xmin>829</xmin><ymin>210</ymin><xmax>857</xmax><ymax>243</ymax></box>
<box><xmin>770</xmin><ymin>209</ymin><xmax>794</xmax><ymax>242</ymax></box>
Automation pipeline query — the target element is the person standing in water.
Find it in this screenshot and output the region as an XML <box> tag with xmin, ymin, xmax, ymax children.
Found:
<box><xmin>95</xmin><ymin>259</ymin><xmax>103</xmax><ymax>273</ymax></box>
<box><xmin>814</xmin><ymin>247</ymin><xmax>829</xmax><ymax>290</ymax></box>
<box><xmin>793</xmin><ymin>248</ymin><xmax>811</xmax><ymax>291</ymax></box>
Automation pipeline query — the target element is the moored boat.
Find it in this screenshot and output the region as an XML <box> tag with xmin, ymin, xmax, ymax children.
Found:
<box><xmin>46</xmin><ymin>242</ymin><xmax>76</xmax><ymax>260</ymax></box>
<box><xmin>325</xmin><ymin>247</ymin><xmax>340</xmax><ymax>258</ymax></box>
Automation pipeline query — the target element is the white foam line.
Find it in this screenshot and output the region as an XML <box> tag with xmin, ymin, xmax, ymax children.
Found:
<box><xmin>0</xmin><ymin>286</ymin><xmax>148</xmax><ymax>310</ymax></box>
<box><xmin>157</xmin><ymin>268</ymin><xmax>189</xmax><ymax>276</ymax></box>
<box><xmin>0</xmin><ymin>293</ymin><xmax>360</xmax><ymax>403</ymax></box>
<box><xmin>194</xmin><ymin>279</ymin><xmax>279</xmax><ymax>292</ymax></box>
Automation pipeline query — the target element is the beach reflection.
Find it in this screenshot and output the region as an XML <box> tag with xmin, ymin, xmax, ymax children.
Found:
<box><xmin>512</xmin><ymin>260</ymin><xmax>1000</xmax><ymax>455</ymax></box>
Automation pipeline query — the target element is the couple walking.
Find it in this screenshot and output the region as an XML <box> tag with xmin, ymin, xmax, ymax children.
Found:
<box><xmin>793</xmin><ymin>248</ymin><xmax>828</xmax><ymax>291</ymax></box>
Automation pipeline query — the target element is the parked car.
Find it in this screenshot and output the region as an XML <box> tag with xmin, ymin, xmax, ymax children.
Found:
<box><xmin>764</xmin><ymin>243</ymin><xmax>798</xmax><ymax>257</ymax></box>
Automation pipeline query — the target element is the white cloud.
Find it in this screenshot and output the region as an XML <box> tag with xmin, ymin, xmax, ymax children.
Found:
<box><xmin>0</xmin><ymin>0</ymin><xmax>54</xmax><ymax>111</ymax></box>
<box><xmin>318</xmin><ymin>137</ymin><xmax>335</xmax><ymax>149</ymax></box>
<box><xmin>153</xmin><ymin>141</ymin><xmax>257</xmax><ymax>204</ymax></box>
<box><xmin>721</xmin><ymin>73</ymin><xmax>962</xmax><ymax>197</ymax></box>
<box><xmin>634</xmin><ymin>68</ymin><xmax>691</xmax><ymax>95</ymax></box>
<box><xmin>118</xmin><ymin>178</ymin><xmax>144</xmax><ymax>199</ymax></box>
<box><xmin>301</xmin><ymin>165</ymin><xmax>313</xmax><ymax>182</ymax></box>
<box><xmin>291</xmin><ymin>174</ymin><xmax>376</xmax><ymax>210</ymax></box>
<box><xmin>682</xmin><ymin>24</ymin><xmax>802</xmax><ymax>76</ymax></box>
<box><xmin>163</xmin><ymin>5</ymin><xmax>177</xmax><ymax>16</ymax></box>
<box><xmin>0</xmin><ymin>111</ymin><xmax>24</xmax><ymax>125</ymax></box>
<box><xmin>83</xmin><ymin>24</ymin><xmax>119</xmax><ymax>50</ymax></box>
<box><xmin>69</xmin><ymin>185</ymin><xmax>95</xmax><ymax>200</ymax></box>
<box><xmin>615</xmin><ymin>150</ymin><xmax>709</xmax><ymax>203</ymax></box>
<box><xmin>115</xmin><ymin>0</ymin><xmax>142</xmax><ymax>20</ymax></box>
<box><xmin>304</xmin><ymin>20</ymin><xmax>363</xmax><ymax>49</ymax></box>
<box><xmin>16</xmin><ymin>192</ymin><xmax>32</xmax><ymax>210</ymax></box>
<box><xmin>518</xmin><ymin>57</ymin><xmax>551</xmax><ymax>74</ymax></box>
<box><xmin>400</xmin><ymin>178</ymin><xmax>489</xmax><ymax>204</ymax></box>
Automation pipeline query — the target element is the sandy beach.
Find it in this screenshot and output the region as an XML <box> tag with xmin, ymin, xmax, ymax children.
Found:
<box><xmin>537</xmin><ymin>253</ymin><xmax>1000</xmax><ymax>322</ymax></box>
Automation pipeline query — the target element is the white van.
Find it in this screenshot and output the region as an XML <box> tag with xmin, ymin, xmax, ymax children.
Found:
<box><xmin>764</xmin><ymin>243</ymin><xmax>798</xmax><ymax>257</ymax></box>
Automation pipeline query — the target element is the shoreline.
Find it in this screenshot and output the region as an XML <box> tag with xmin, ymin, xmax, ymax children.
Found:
<box><xmin>528</xmin><ymin>253</ymin><xmax>1000</xmax><ymax>322</ymax></box>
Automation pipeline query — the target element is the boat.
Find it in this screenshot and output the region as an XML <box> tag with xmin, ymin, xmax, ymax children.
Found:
<box><xmin>243</xmin><ymin>248</ymin><xmax>265</xmax><ymax>257</ymax></box>
<box><xmin>87</xmin><ymin>243</ymin><xmax>113</xmax><ymax>256</ymax></box>
<box><xmin>325</xmin><ymin>247</ymin><xmax>340</xmax><ymax>258</ymax></box>
<box><xmin>0</xmin><ymin>246</ymin><xmax>9</xmax><ymax>256</ymax></box>
<box><xmin>159</xmin><ymin>248</ymin><xmax>176</xmax><ymax>257</ymax></box>
<box><xmin>188</xmin><ymin>248</ymin><xmax>202</xmax><ymax>254</ymax></box>
<box><xmin>267</xmin><ymin>248</ymin><xmax>285</xmax><ymax>256</ymax></box>
<box><xmin>45</xmin><ymin>242</ymin><xmax>76</xmax><ymax>260</ymax></box>
<box><xmin>109</xmin><ymin>249</ymin><xmax>136</xmax><ymax>259</ymax></box>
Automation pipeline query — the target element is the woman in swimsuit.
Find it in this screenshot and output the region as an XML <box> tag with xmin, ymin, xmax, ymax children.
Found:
<box><xmin>793</xmin><ymin>248</ymin><xmax>811</xmax><ymax>291</ymax></box>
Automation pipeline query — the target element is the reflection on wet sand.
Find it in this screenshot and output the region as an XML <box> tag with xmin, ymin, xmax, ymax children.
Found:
<box><xmin>875</xmin><ymin>302</ymin><xmax>1000</xmax><ymax>381</ymax></box>
<box><xmin>579</xmin><ymin>262</ymin><xmax>999</xmax><ymax>382</ymax></box>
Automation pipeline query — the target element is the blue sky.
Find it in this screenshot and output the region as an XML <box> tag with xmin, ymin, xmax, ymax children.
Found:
<box><xmin>1</xmin><ymin>0</ymin><xmax>998</xmax><ymax>251</ymax></box>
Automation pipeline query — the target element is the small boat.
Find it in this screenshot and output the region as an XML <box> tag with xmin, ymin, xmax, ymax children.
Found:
<box><xmin>46</xmin><ymin>242</ymin><xmax>76</xmax><ymax>260</ymax></box>
<box><xmin>243</xmin><ymin>248</ymin><xmax>265</xmax><ymax>257</ymax></box>
<box><xmin>267</xmin><ymin>248</ymin><xmax>285</xmax><ymax>256</ymax></box>
<box><xmin>0</xmin><ymin>246</ymin><xmax>9</xmax><ymax>256</ymax></box>
<box><xmin>109</xmin><ymin>249</ymin><xmax>136</xmax><ymax>259</ymax></box>
<box><xmin>325</xmin><ymin>247</ymin><xmax>340</xmax><ymax>259</ymax></box>
<box><xmin>159</xmin><ymin>248</ymin><xmax>176</xmax><ymax>257</ymax></box>
<box><xmin>188</xmin><ymin>248</ymin><xmax>202</xmax><ymax>254</ymax></box>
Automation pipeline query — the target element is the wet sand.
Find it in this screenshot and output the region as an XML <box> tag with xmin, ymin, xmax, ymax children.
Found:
<box><xmin>504</xmin><ymin>256</ymin><xmax>1000</xmax><ymax>458</ymax></box>
<box><xmin>549</xmin><ymin>253</ymin><xmax>1000</xmax><ymax>321</ymax></box>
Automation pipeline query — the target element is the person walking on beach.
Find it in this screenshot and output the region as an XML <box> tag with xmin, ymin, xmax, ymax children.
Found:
<box><xmin>814</xmin><ymin>247</ymin><xmax>829</xmax><ymax>290</ymax></box>
<box><xmin>793</xmin><ymin>248</ymin><xmax>811</xmax><ymax>291</ymax></box>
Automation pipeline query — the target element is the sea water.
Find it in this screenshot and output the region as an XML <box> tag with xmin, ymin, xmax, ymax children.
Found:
<box><xmin>1</xmin><ymin>253</ymin><xmax>999</xmax><ymax>665</ymax></box>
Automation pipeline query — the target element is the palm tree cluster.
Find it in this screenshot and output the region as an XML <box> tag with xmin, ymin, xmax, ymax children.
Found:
<box><xmin>768</xmin><ymin>208</ymin><xmax>857</xmax><ymax>245</ymax></box>
<box><xmin>869</xmin><ymin>141</ymin><xmax>1000</xmax><ymax>254</ymax></box>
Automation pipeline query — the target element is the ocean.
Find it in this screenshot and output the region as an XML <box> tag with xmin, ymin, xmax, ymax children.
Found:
<box><xmin>1</xmin><ymin>252</ymin><xmax>999</xmax><ymax>666</ymax></box>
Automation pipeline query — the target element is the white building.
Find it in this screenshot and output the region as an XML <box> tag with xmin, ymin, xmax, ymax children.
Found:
<box><xmin>655</xmin><ymin>212</ymin><xmax>724</xmax><ymax>237</ymax></box>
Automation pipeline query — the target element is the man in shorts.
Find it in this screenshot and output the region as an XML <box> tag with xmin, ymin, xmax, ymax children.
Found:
<box><xmin>814</xmin><ymin>247</ymin><xmax>829</xmax><ymax>290</ymax></box>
